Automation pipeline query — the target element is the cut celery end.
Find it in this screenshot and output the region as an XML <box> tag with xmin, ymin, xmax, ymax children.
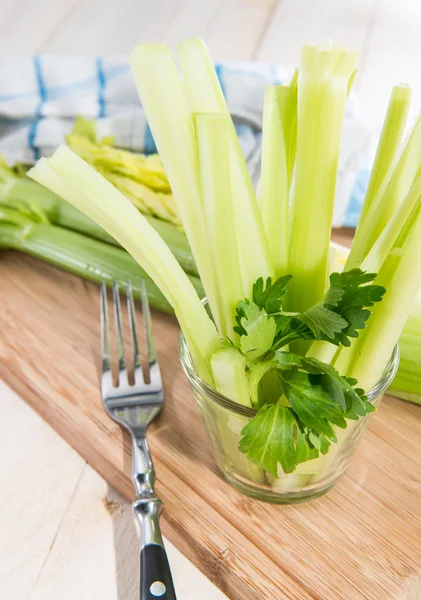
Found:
<box><xmin>28</xmin><ymin>146</ymin><xmax>220</xmax><ymax>381</ymax></box>
<box><xmin>259</xmin><ymin>85</ymin><xmax>290</xmax><ymax>277</ymax></box>
<box><xmin>178</xmin><ymin>37</ymin><xmax>273</xmax><ymax>297</ymax></box>
<box><xmin>195</xmin><ymin>114</ymin><xmax>244</xmax><ymax>339</ymax></box>
<box><xmin>359</xmin><ymin>85</ymin><xmax>412</xmax><ymax>225</ymax></box>
<box><xmin>287</xmin><ymin>45</ymin><xmax>358</xmax><ymax>311</ymax></box>
<box><xmin>267</xmin><ymin>473</ymin><xmax>311</xmax><ymax>492</ymax></box>
<box><xmin>129</xmin><ymin>43</ymin><xmax>221</xmax><ymax>334</ymax></box>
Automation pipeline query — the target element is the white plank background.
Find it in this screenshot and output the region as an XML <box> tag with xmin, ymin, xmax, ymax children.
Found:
<box><xmin>2</xmin><ymin>1</ymin><xmax>421</xmax><ymax>598</ymax></box>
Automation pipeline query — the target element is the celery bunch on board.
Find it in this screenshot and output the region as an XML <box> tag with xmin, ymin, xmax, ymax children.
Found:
<box><xmin>0</xmin><ymin>202</ymin><xmax>204</xmax><ymax>314</ymax></box>
<box><xmin>0</xmin><ymin>158</ymin><xmax>198</xmax><ymax>277</ymax></box>
<box><xmin>28</xmin><ymin>38</ymin><xmax>421</xmax><ymax>483</ymax></box>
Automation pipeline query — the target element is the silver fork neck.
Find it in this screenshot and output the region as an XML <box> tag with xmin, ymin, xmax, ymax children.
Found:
<box><xmin>132</xmin><ymin>436</ymin><xmax>164</xmax><ymax>548</ymax></box>
<box><xmin>132</xmin><ymin>435</ymin><xmax>155</xmax><ymax>497</ymax></box>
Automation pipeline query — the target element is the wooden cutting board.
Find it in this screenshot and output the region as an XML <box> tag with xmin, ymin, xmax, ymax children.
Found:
<box><xmin>1</xmin><ymin>246</ymin><xmax>421</xmax><ymax>600</ymax></box>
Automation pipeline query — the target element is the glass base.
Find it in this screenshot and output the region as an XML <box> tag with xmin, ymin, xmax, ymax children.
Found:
<box><xmin>221</xmin><ymin>470</ymin><xmax>335</xmax><ymax>504</ymax></box>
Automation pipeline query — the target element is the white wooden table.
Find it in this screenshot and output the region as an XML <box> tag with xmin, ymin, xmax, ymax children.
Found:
<box><xmin>2</xmin><ymin>1</ymin><xmax>421</xmax><ymax>598</ymax></box>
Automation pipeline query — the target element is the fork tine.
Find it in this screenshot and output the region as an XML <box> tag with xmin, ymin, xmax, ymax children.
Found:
<box><xmin>140</xmin><ymin>280</ymin><xmax>158</xmax><ymax>378</ymax></box>
<box><xmin>100</xmin><ymin>282</ymin><xmax>111</xmax><ymax>372</ymax></box>
<box><xmin>126</xmin><ymin>281</ymin><xmax>143</xmax><ymax>384</ymax></box>
<box><xmin>112</xmin><ymin>282</ymin><xmax>126</xmax><ymax>377</ymax></box>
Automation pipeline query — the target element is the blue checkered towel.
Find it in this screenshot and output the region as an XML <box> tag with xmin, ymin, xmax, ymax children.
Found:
<box><xmin>0</xmin><ymin>55</ymin><xmax>374</xmax><ymax>227</ymax></box>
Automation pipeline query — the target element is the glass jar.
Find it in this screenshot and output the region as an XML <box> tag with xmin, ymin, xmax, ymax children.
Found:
<box><xmin>179</xmin><ymin>335</ymin><xmax>399</xmax><ymax>504</ymax></box>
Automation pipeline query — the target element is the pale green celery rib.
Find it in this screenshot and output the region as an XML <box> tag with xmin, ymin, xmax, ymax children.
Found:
<box><xmin>259</xmin><ymin>86</ymin><xmax>290</xmax><ymax>277</ymax></box>
<box><xmin>195</xmin><ymin>114</ymin><xmax>244</xmax><ymax>340</ymax></box>
<box><xmin>336</xmin><ymin>199</ymin><xmax>421</xmax><ymax>391</ymax></box>
<box><xmin>389</xmin><ymin>307</ymin><xmax>421</xmax><ymax>404</ymax></box>
<box><xmin>362</xmin><ymin>175</ymin><xmax>421</xmax><ymax>272</ymax></box>
<box><xmin>359</xmin><ymin>85</ymin><xmax>412</xmax><ymax>225</ymax></box>
<box><xmin>287</xmin><ymin>45</ymin><xmax>358</xmax><ymax>312</ymax></box>
<box><xmin>28</xmin><ymin>146</ymin><xmax>220</xmax><ymax>381</ymax></box>
<box><xmin>347</xmin><ymin>68</ymin><xmax>358</xmax><ymax>95</ymax></box>
<box><xmin>177</xmin><ymin>37</ymin><xmax>273</xmax><ymax>297</ymax></box>
<box><xmin>0</xmin><ymin>170</ymin><xmax>198</xmax><ymax>276</ymax></box>
<box><xmin>129</xmin><ymin>43</ymin><xmax>221</xmax><ymax>335</ymax></box>
<box><xmin>346</xmin><ymin>109</ymin><xmax>421</xmax><ymax>270</ymax></box>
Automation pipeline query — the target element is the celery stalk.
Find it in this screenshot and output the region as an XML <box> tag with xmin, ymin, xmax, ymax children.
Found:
<box><xmin>129</xmin><ymin>44</ymin><xmax>221</xmax><ymax>334</ymax></box>
<box><xmin>362</xmin><ymin>175</ymin><xmax>421</xmax><ymax>272</ymax></box>
<box><xmin>0</xmin><ymin>220</ymin><xmax>205</xmax><ymax>314</ymax></box>
<box><xmin>359</xmin><ymin>85</ymin><xmax>411</xmax><ymax>224</ymax></box>
<box><xmin>346</xmin><ymin>111</ymin><xmax>421</xmax><ymax>270</ymax></box>
<box><xmin>287</xmin><ymin>46</ymin><xmax>358</xmax><ymax>312</ymax></box>
<box><xmin>388</xmin><ymin>302</ymin><xmax>421</xmax><ymax>404</ymax></box>
<box><xmin>28</xmin><ymin>146</ymin><xmax>220</xmax><ymax>380</ymax></box>
<box><xmin>210</xmin><ymin>349</ymin><xmax>251</xmax><ymax>407</ymax></box>
<box><xmin>210</xmin><ymin>348</ymin><xmax>264</xmax><ymax>483</ymax></box>
<box><xmin>177</xmin><ymin>37</ymin><xmax>273</xmax><ymax>297</ymax></box>
<box><xmin>336</xmin><ymin>199</ymin><xmax>421</xmax><ymax>390</ymax></box>
<box><xmin>259</xmin><ymin>86</ymin><xmax>291</xmax><ymax>277</ymax></box>
<box><xmin>195</xmin><ymin>114</ymin><xmax>244</xmax><ymax>338</ymax></box>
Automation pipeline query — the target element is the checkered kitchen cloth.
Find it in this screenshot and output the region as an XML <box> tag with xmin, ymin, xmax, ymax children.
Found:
<box><xmin>0</xmin><ymin>55</ymin><xmax>374</xmax><ymax>227</ymax></box>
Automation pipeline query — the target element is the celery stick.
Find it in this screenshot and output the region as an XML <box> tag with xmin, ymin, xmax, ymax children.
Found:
<box><xmin>337</xmin><ymin>200</ymin><xmax>421</xmax><ymax>390</ymax></box>
<box><xmin>195</xmin><ymin>114</ymin><xmax>244</xmax><ymax>339</ymax></box>
<box><xmin>389</xmin><ymin>305</ymin><xmax>421</xmax><ymax>404</ymax></box>
<box><xmin>359</xmin><ymin>85</ymin><xmax>411</xmax><ymax>224</ymax></box>
<box><xmin>28</xmin><ymin>146</ymin><xmax>220</xmax><ymax>380</ymax></box>
<box><xmin>362</xmin><ymin>175</ymin><xmax>421</xmax><ymax>272</ymax></box>
<box><xmin>259</xmin><ymin>86</ymin><xmax>290</xmax><ymax>277</ymax></box>
<box><xmin>129</xmin><ymin>44</ymin><xmax>221</xmax><ymax>334</ymax></box>
<box><xmin>177</xmin><ymin>37</ymin><xmax>273</xmax><ymax>297</ymax></box>
<box><xmin>210</xmin><ymin>348</ymin><xmax>251</xmax><ymax>407</ymax></box>
<box><xmin>210</xmin><ymin>348</ymin><xmax>264</xmax><ymax>483</ymax></box>
<box><xmin>287</xmin><ymin>46</ymin><xmax>357</xmax><ymax>312</ymax></box>
<box><xmin>346</xmin><ymin>111</ymin><xmax>421</xmax><ymax>270</ymax></box>
<box><xmin>347</xmin><ymin>68</ymin><xmax>358</xmax><ymax>95</ymax></box>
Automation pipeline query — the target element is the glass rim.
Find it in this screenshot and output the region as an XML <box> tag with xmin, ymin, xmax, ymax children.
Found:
<box><xmin>179</xmin><ymin>333</ymin><xmax>400</xmax><ymax>418</ymax></box>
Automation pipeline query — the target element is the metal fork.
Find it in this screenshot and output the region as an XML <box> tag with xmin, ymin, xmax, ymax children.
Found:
<box><xmin>100</xmin><ymin>280</ymin><xmax>177</xmax><ymax>600</ymax></box>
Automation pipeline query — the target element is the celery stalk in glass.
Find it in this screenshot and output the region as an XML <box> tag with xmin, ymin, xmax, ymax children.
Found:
<box><xmin>210</xmin><ymin>348</ymin><xmax>265</xmax><ymax>483</ymax></box>
<box><xmin>28</xmin><ymin>146</ymin><xmax>220</xmax><ymax>381</ymax></box>
<box><xmin>362</xmin><ymin>175</ymin><xmax>421</xmax><ymax>272</ymax></box>
<box><xmin>177</xmin><ymin>37</ymin><xmax>273</xmax><ymax>297</ymax></box>
<box><xmin>259</xmin><ymin>86</ymin><xmax>292</xmax><ymax>277</ymax></box>
<box><xmin>337</xmin><ymin>200</ymin><xmax>421</xmax><ymax>391</ymax></box>
<box><xmin>359</xmin><ymin>85</ymin><xmax>412</xmax><ymax>225</ymax></box>
<box><xmin>195</xmin><ymin>114</ymin><xmax>244</xmax><ymax>339</ymax></box>
<box><xmin>129</xmin><ymin>44</ymin><xmax>222</xmax><ymax>333</ymax></box>
<box><xmin>346</xmin><ymin>111</ymin><xmax>421</xmax><ymax>270</ymax></box>
<box><xmin>287</xmin><ymin>45</ymin><xmax>358</xmax><ymax>312</ymax></box>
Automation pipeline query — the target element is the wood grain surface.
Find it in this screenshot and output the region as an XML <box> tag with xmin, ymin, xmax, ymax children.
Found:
<box><xmin>1</xmin><ymin>246</ymin><xmax>421</xmax><ymax>600</ymax></box>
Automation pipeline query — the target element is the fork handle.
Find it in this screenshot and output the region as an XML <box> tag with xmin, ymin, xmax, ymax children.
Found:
<box><xmin>141</xmin><ymin>543</ymin><xmax>177</xmax><ymax>599</ymax></box>
<box><xmin>134</xmin><ymin>499</ymin><xmax>177</xmax><ymax>600</ymax></box>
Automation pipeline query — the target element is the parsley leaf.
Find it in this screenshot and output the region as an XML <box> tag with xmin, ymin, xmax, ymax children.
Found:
<box><xmin>239</xmin><ymin>404</ymin><xmax>298</xmax><ymax>475</ymax></box>
<box><xmin>273</xmin><ymin>268</ymin><xmax>386</xmax><ymax>348</ymax></box>
<box><xmin>279</xmin><ymin>370</ymin><xmax>344</xmax><ymax>437</ymax></box>
<box><xmin>237</xmin><ymin>302</ymin><xmax>277</xmax><ymax>360</ymax></box>
<box><xmin>252</xmin><ymin>275</ymin><xmax>292</xmax><ymax>314</ymax></box>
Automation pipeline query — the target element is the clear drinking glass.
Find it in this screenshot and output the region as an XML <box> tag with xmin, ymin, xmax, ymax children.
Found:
<box><xmin>179</xmin><ymin>335</ymin><xmax>399</xmax><ymax>504</ymax></box>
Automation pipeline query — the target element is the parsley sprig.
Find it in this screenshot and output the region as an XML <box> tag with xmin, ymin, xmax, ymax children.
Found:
<box><xmin>232</xmin><ymin>269</ymin><xmax>384</xmax><ymax>475</ymax></box>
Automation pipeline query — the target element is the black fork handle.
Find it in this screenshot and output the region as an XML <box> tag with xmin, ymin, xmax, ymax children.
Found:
<box><xmin>141</xmin><ymin>543</ymin><xmax>177</xmax><ymax>599</ymax></box>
